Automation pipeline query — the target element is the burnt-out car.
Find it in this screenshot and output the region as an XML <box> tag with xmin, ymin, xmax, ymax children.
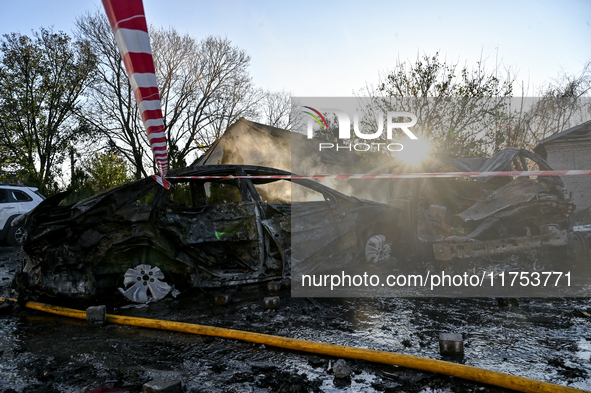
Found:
<box><xmin>16</xmin><ymin>165</ymin><xmax>401</xmax><ymax>300</ymax></box>
<box><xmin>359</xmin><ymin>148</ymin><xmax>587</xmax><ymax>268</ymax></box>
<box><xmin>416</xmin><ymin>149</ymin><xmax>582</xmax><ymax>265</ymax></box>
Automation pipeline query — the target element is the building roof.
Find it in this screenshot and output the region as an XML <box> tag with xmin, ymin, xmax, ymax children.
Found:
<box><xmin>534</xmin><ymin>119</ymin><xmax>591</xmax><ymax>158</ymax></box>
<box><xmin>537</xmin><ymin>119</ymin><xmax>591</xmax><ymax>145</ymax></box>
<box><xmin>192</xmin><ymin>117</ymin><xmax>391</xmax><ymax>174</ymax></box>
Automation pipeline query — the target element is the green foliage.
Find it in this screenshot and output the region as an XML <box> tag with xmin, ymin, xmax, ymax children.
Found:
<box><xmin>63</xmin><ymin>151</ymin><xmax>132</xmax><ymax>204</ymax></box>
<box><xmin>0</xmin><ymin>28</ymin><xmax>96</xmax><ymax>193</ymax></box>
<box><xmin>85</xmin><ymin>152</ymin><xmax>133</xmax><ymax>192</ymax></box>
<box><xmin>65</xmin><ymin>167</ymin><xmax>94</xmax><ymax>203</ymax></box>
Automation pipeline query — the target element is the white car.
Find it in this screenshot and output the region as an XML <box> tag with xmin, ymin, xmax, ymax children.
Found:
<box><xmin>0</xmin><ymin>184</ymin><xmax>45</xmax><ymax>246</ymax></box>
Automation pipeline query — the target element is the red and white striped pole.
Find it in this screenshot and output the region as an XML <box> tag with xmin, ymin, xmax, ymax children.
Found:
<box><xmin>102</xmin><ymin>0</ymin><xmax>170</xmax><ymax>189</ymax></box>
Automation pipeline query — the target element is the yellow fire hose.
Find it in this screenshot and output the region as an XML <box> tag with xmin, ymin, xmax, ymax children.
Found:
<box><xmin>1</xmin><ymin>297</ymin><xmax>588</xmax><ymax>393</ymax></box>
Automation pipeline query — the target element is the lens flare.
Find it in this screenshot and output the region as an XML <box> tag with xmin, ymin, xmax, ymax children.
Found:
<box><xmin>395</xmin><ymin>138</ymin><xmax>432</xmax><ymax>166</ymax></box>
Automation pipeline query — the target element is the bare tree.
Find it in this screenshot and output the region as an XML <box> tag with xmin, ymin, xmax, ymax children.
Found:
<box><xmin>75</xmin><ymin>11</ymin><xmax>149</xmax><ymax>179</ymax></box>
<box><xmin>76</xmin><ymin>11</ymin><xmax>264</xmax><ymax>175</ymax></box>
<box><xmin>525</xmin><ymin>63</ymin><xmax>591</xmax><ymax>145</ymax></box>
<box><xmin>158</xmin><ymin>33</ymin><xmax>263</xmax><ymax>166</ymax></box>
<box><xmin>259</xmin><ymin>90</ymin><xmax>293</xmax><ymax>129</ymax></box>
<box><xmin>486</xmin><ymin>62</ymin><xmax>591</xmax><ymax>151</ymax></box>
<box><xmin>361</xmin><ymin>53</ymin><xmax>515</xmax><ymax>157</ymax></box>
<box><xmin>151</xmin><ymin>29</ymin><xmax>264</xmax><ymax>167</ymax></box>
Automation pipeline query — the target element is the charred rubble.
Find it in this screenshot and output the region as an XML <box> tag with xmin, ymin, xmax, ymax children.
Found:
<box><xmin>344</xmin><ymin>148</ymin><xmax>591</xmax><ymax>268</ymax></box>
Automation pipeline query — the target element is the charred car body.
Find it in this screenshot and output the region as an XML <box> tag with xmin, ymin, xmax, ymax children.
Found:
<box><xmin>17</xmin><ymin>165</ymin><xmax>400</xmax><ymax>299</ymax></box>
<box><xmin>365</xmin><ymin>148</ymin><xmax>589</xmax><ymax>267</ymax></box>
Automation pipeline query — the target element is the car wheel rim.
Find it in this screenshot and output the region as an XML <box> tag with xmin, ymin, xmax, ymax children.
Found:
<box><xmin>365</xmin><ymin>235</ymin><xmax>391</xmax><ymax>264</ymax></box>
<box><xmin>118</xmin><ymin>264</ymin><xmax>172</xmax><ymax>303</ymax></box>
<box><xmin>14</xmin><ymin>227</ymin><xmax>25</xmax><ymax>244</ymax></box>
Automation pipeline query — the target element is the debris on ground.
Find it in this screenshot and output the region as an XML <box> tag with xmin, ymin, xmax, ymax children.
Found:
<box><xmin>2</xmin><ymin>247</ymin><xmax>591</xmax><ymax>392</ymax></box>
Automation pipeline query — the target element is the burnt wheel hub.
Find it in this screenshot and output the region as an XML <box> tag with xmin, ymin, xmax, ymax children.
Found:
<box><xmin>365</xmin><ymin>235</ymin><xmax>391</xmax><ymax>264</ymax></box>
<box><xmin>119</xmin><ymin>264</ymin><xmax>172</xmax><ymax>303</ymax></box>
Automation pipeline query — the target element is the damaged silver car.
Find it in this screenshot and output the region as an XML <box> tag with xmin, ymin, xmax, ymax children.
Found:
<box><xmin>16</xmin><ymin>165</ymin><xmax>401</xmax><ymax>300</ymax></box>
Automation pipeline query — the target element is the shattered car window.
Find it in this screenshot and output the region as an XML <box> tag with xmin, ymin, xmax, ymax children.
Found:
<box><xmin>254</xmin><ymin>180</ymin><xmax>290</xmax><ymax>204</ymax></box>
<box><xmin>291</xmin><ymin>182</ymin><xmax>326</xmax><ymax>202</ymax></box>
<box><xmin>135</xmin><ymin>188</ymin><xmax>157</xmax><ymax>206</ymax></box>
<box><xmin>168</xmin><ymin>183</ymin><xmax>193</xmax><ymax>206</ymax></box>
<box><xmin>205</xmin><ymin>181</ymin><xmax>241</xmax><ymax>204</ymax></box>
<box><xmin>167</xmin><ymin>180</ymin><xmax>242</xmax><ymax>207</ymax></box>
<box><xmin>254</xmin><ymin>180</ymin><xmax>326</xmax><ymax>204</ymax></box>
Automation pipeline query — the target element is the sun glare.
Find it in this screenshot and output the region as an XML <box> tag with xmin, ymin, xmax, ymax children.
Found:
<box><xmin>395</xmin><ymin>138</ymin><xmax>432</xmax><ymax>166</ymax></box>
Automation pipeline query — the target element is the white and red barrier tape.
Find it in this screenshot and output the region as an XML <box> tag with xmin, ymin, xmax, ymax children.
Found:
<box><xmin>102</xmin><ymin>0</ymin><xmax>168</xmax><ymax>179</ymax></box>
<box><xmin>164</xmin><ymin>169</ymin><xmax>591</xmax><ymax>181</ymax></box>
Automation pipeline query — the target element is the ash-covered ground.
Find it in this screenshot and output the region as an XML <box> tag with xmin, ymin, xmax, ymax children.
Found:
<box><xmin>1</xmin><ymin>247</ymin><xmax>590</xmax><ymax>393</ymax></box>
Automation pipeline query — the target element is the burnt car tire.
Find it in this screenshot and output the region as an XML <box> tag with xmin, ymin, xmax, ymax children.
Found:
<box><xmin>7</xmin><ymin>225</ymin><xmax>25</xmax><ymax>246</ymax></box>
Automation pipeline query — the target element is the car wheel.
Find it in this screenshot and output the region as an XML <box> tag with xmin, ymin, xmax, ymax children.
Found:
<box><xmin>7</xmin><ymin>225</ymin><xmax>25</xmax><ymax>246</ymax></box>
<box><xmin>365</xmin><ymin>234</ymin><xmax>391</xmax><ymax>264</ymax></box>
<box><xmin>118</xmin><ymin>264</ymin><xmax>172</xmax><ymax>303</ymax></box>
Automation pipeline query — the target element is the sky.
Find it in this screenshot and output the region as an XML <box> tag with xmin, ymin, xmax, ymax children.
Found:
<box><xmin>0</xmin><ymin>0</ymin><xmax>589</xmax><ymax>96</ymax></box>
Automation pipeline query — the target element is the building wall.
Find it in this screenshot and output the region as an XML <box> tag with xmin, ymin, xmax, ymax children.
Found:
<box><xmin>545</xmin><ymin>141</ymin><xmax>591</xmax><ymax>210</ymax></box>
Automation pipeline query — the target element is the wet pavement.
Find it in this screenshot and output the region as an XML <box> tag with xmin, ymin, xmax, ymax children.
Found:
<box><xmin>1</xmin><ymin>247</ymin><xmax>591</xmax><ymax>392</ymax></box>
